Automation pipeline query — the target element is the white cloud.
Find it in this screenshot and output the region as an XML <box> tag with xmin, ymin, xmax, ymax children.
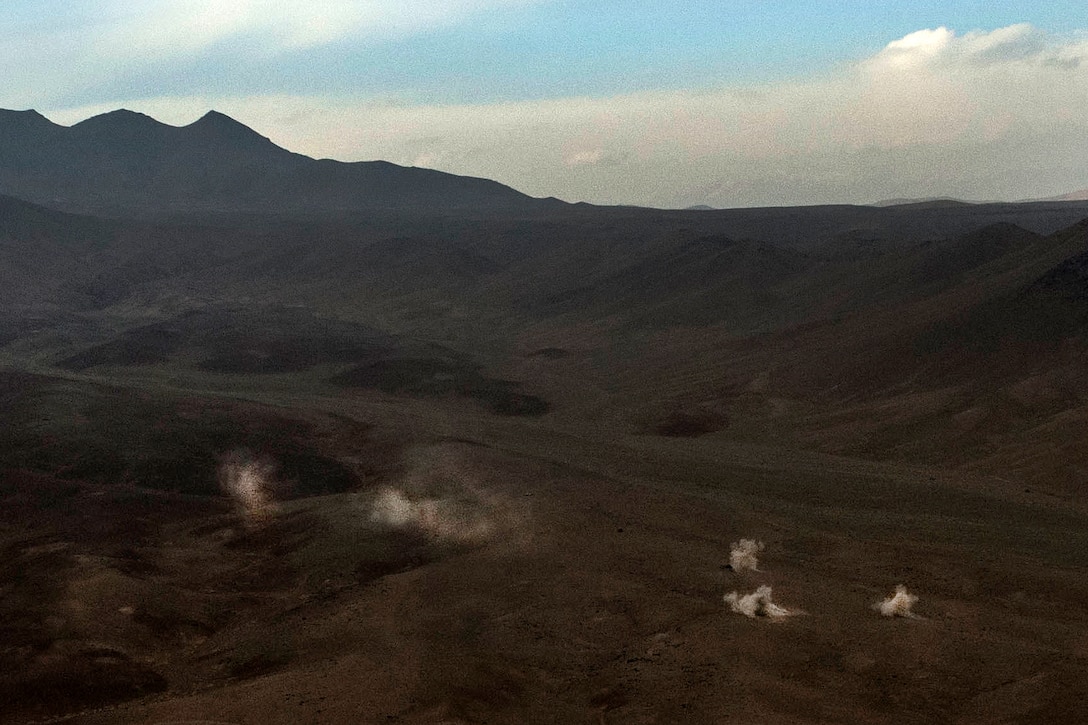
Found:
<box><xmin>873</xmin><ymin>27</ymin><xmax>954</xmax><ymax>69</ymax></box>
<box><xmin>94</xmin><ymin>0</ymin><xmax>536</xmax><ymax>56</ymax></box>
<box><xmin>964</xmin><ymin>23</ymin><xmax>1045</xmax><ymax>61</ymax></box>
<box><xmin>0</xmin><ymin>0</ymin><xmax>538</xmax><ymax>108</ymax></box>
<box><xmin>34</xmin><ymin>24</ymin><xmax>1088</xmax><ymax>207</ymax></box>
<box><xmin>865</xmin><ymin>23</ymin><xmax>1057</xmax><ymax>73</ymax></box>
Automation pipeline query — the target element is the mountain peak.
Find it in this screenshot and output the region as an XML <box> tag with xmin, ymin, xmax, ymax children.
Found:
<box><xmin>73</xmin><ymin>108</ymin><xmax>167</xmax><ymax>130</ymax></box>
<box><xmin>66</xmin><ymin>109</ymin><xmax>175</xmax><ymax>148</ymax></box>
<box><xmin>201</xmin><ymin>110</ymin><xmax>231</xmax><ymax>120</ymax></box>
<box><xmin>0</xmin><ymin>108</ymin><xmax>49</xmax><ymax>121</ymax></box>
<box><xmin>183</xmin><ymin>110</ymin><xmax>284</xmax><ymax>152</ymax></box>
<box><xmin>0</xmin><ymin>105</ymin><xmax>539</xmax><ymax>215</ymax></box>
<box><xmin>191</xmin><ymin>109</ymin><xmax>245</xmax><ymax>128</ymax></box>
<box><xmin>0</xmin><ymin>108</ymin><xmax>61</xmax><ymax>133</ymax></box>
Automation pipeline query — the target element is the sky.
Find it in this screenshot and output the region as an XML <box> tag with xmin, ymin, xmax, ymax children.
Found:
<box><xmin>3</xmin><ymin>1</ymin><xmax>1087</xmax><ymax>208</ymax></box>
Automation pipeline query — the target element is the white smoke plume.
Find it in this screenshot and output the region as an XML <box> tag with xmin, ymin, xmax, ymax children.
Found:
<box><xmin>371</xmin><ymin>487</ymin><xmax>416</xmax><ymax>527</ymax></box>
<box><xmin>368</xmin><ymin>446</ymin><xmax>522</xmax><ymax>543</ymax></box>
<box><xmin>729</xmin><ymin>538</ymin><xmax>765</xmax><ymax>572</ymax></box>
<box><xmin>876</xmin><ymin>584</ymin><xmax>920</xmax><ymax>618</ymax></box>
<box><xmin>218</xmin><ymin>450</ymin><xmax>278</xmax><ymax>527</ymax></box>
<box><xmin>370</xmin><ymin>485</ymin><xmax>497</xmax><ymax>542</ymax></box>
<box><xmin>724</xmin><ymin>585</ymin><xmax>794</xmax><ymax>619</ymax></box>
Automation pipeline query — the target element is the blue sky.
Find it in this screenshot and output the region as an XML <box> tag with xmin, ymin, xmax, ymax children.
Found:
<box><xmin>2</xmin><ymin>1</ymin><xmax>1087</xmax><ymax>206</ymax></box>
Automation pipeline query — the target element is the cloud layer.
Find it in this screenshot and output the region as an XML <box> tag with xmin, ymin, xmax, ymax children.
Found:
<box><xmin>20</xmin><ymin>22</ymin><xmax>1088</xmax><ymax>207</ymax></box>
<box><xmin>95</xmin><ymin>0</ymin><xmax>534</xmax><ymax>53</ymax></box>
<box><xmin>1</xmin><ymin>0</ymin><xmax>534</xmax><ymax>108</ymax></box>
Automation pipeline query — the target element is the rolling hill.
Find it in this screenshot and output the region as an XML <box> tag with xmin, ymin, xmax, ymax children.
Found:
<box><xmin>3</xmin><ymin>110</ymin><xmax>1088</xmax><ymax>723</ymax></box>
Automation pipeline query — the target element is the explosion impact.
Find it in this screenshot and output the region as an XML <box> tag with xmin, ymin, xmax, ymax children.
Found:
<box><xmin>724</xmin><ymin>585</ymin><xmax>794</xmax><ymax>618</ymax></box>
<box><xmin>729</xmin><ymin>538</ymin><xmax>765</xmax><ymax>572</ymax></box>
<box><xmin>876</xmin><ymin>584</ymin><xmax>920</xmax><ymax>618</ymax></box>
<box><xmin>218</xmin><ymin>450</ymin><xmax>278</xmax><ymax>527</ymax></box>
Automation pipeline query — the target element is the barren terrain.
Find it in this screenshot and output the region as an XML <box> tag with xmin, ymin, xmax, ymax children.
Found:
<box><xmin>2</xmin><ymin>109</ymin><xmax>1088</xmax><ymax>723</ymax></box>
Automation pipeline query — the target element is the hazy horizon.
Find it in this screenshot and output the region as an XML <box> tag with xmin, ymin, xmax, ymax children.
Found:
<box><xmin>4</xmin><ymin>2</ymin><xmax>1087</xmax><ymax>208</ymax></box>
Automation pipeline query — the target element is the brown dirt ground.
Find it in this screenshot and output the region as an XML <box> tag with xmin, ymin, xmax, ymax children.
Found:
<box><xmin>15</xmin><ymin>424</ymin><xmax>1083</xmax><ymax>725</ymax></box>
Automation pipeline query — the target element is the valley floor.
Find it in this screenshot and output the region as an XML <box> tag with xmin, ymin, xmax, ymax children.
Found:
<box><xmin>5</xmin><ymin>200</ymin><xmax>1088</xmax><ymax>723</ymax></box>
<box><xmin>4</xmin><ymin>377</ymin><xmax>1087</xmax><ymax>725</ymax></box>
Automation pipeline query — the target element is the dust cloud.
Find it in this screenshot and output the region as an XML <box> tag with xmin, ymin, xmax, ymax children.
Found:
<box><xmin>370</xmin><ymin>486</ymin><xmax>496</xmax><ymax>542</ymax></box>
<box><xmin>218</xmin><ymin>450</ymin><xmax>277</xmax><ymax>527</ymax></box>
<box><xmin>368</xmin><ymin>447</ymin><xmax>519</xmax><ymax>544</ymax></box>
<box><xmin>370</xmin><ymin>487</ymin><xmax>417</xmax><ymax>528</ymax></box>
<box><xmin>876</xmin><ymin>584</ymin><xmax>920</xmax><ymax>618</ymax></box>
<box><xmin>723</xmin><ymin>585</ymin><xmax>794</xmax><ymax>618</ymax></box>
<box><xmin>729</xmin><ymin>538</ymin><xmax>765</xmax><ymax>572</ymax></box>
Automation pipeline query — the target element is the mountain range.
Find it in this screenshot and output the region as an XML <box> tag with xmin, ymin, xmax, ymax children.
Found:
<box><xmin>3</xmin><ymin>108</ymin><xmax>1088</xmax><ymax>724</ymax></box>
<box><xmin>3</xmin><ymin>107</ymin><xmax>1088</xmax><ymax>484</ymax></box>
<box><xmin>0</xmin><ymin>108</ymin><xmax>550</xmax><ymax>216</ymax></box>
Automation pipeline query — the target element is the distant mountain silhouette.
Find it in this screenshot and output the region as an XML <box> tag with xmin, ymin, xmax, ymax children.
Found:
<box><xmin>871</xmin><ymin>197</ymin><xmax>975</xmax><ymax>208</ymax></box>
<box><xmin>1027</xmin><ymin>188</ymin><xmax>1088</xmax><ymax>203</ymax></box>
<box><xmin>0</xmin><ymin>108</ymin><xmax>551</xmax><ymax>216</ymax></box>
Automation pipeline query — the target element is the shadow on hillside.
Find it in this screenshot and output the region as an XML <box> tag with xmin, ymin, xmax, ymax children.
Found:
<box><xmin>331</xmin><ymin>357</ymin><xmax>549</xmax><ymax>417</ymax></box>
